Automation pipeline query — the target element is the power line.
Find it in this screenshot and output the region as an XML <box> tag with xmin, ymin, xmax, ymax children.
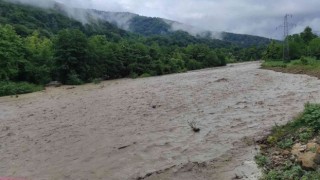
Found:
<box><xmin>276</xmin><ymin>14</ymin><xmax>296</xmax><ymax>62</ymax></box>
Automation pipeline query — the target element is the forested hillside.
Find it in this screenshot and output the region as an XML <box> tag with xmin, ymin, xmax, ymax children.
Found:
<box><xmin>0</xmin><ymin>0</ymin><xmax>130</xmax><ymax>38</ymax></box>
<box><xmin>94</xmin><ymin>10</ymin><xmax>272</xmax><ymax>47</ymax></box>
<box><xmin>0</xmin><ymin>0</ymin><xmax>266</xmax><ymax>96</ymax></box>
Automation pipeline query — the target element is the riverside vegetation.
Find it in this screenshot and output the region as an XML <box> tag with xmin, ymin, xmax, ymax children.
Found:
<box><xmin>256</xmin><ymin>103</ymin><xmax>320</xmax><ymax>179</ymax></box>
<box><xmin>0</xmin><ymin>0</ymin><xmax>267</xmax><ymax>96</ymax></box>
<box><xmin>257</xmin><ymin>27</ymin><xmax>320</xmax><ymax>179</ymax></box>
<box><xmin>262</xmin><ymin>26</ymin><xmax>320</xmax><ymax>77</ymax></box>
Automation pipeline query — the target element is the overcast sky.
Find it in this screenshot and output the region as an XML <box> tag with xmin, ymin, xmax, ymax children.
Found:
<box><xmin>14</xmin><ymin>0</ymin><xmax>320</xmax><ymax>39</ymax></box>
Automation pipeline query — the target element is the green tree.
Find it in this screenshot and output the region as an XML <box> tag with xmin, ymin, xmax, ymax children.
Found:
<box><xmin>300</xmin><ymin>26</ymin><xmax>317</xmax><ymax>44</ymax></box>
<box><xmin>309</xmin><ymin>38</ymin><xmax>320</xmax><ymax>59</ymax></box>
<box><xmin>185</xmin><ymin>44</ymin><xmax>209</xmax><ymax>64</ymax></box>
<box><xmin>0</xmin><ymin>24</ymin><xmax>25</xmax><ymax>81</ymax></box>
<box><xmin>88</xmin><ymin>35</ymin><xmax>124</xmax><ymax>79</ymax></box>
<box><xmin>54</xmin><ymin>29</ymin><xmax>89</xmax><ymax>84</ymax></box>
<box><xmin>24</xmin><ymin>31</ymin><xmax>54</xmax><ymax>84</ymax></box>
<box><xmin>263</xmin><ymin>40</ymin><xmax>282</xmax><ymax>60</ymax></box>
<box><xmin>204</xmin><ymin>51</ymin><xmax>219</xmax><ymax>67</ymax></box>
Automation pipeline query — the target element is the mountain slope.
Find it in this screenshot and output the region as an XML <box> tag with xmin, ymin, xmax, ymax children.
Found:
<box><xmin>0</xmin><ymin>0</ymin><xmax>235</xmax><ymax>50</ymax></box>
<box><xmin>92</xmin><ymin>10</ymin><xmax>272</xmax><ymax>47</ymax></box>
<box><xmin>2</xmin><ymin>0</ymin><xmax>271</xmax><ymax>48</ymax></box>
<box><xmin>0</xmin><ymin>0</ymin><xmax>232</xmax><ymax>87</ymax></box>
<box><xmin>0</xmin><ymin>0</ymin><xmax>129</xmax><ymax>39</ymax></box>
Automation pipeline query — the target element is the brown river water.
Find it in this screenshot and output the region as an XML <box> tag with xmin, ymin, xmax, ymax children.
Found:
<box><xmin>1</xmin><ymin>62</ymin><xmax>320</xmax><ymax>180</ymax></box>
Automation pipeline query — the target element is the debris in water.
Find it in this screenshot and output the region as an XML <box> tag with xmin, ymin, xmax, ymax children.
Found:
<box><xmin>188</xmin><ymin>120</ymin><xmax>200</xmax><ymax>133</ymax></box>
<box><xmin>215</xmin><ymin>78</ymin><xmax>228</xmax><ymax>82</ymax></box>
<box><xmin>118</xmin><ymin>145</ymin><xmax>131</xmax><ymax>150</ymax></box>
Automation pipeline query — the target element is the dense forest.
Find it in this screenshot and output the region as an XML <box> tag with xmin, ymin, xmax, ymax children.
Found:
<box><xmin>94</xmin><ymin>10</ymin><xmax>273</xmax><ymax>47</ymax></box>
<box><xmin>0</xmin><ymin>0</ymin><xmax>267</xmax><ymax>96</ymax></box>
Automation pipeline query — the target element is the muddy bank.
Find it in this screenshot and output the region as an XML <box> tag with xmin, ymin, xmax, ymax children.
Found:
<box><xmin>262</xmin><ymin>66</ymin><xmax>320</xmax><ymax>79</ymax></box>
<box><xmin>1</xmin><ymin>62</ymin><xmax>320</xmax><ymax>180</ymax></box>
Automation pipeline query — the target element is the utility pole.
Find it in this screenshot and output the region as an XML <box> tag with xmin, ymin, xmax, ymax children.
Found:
<box><xmin>277</xmin><ymin>14</ymin><xmax>295</xmax><ymax>62</ymax></box>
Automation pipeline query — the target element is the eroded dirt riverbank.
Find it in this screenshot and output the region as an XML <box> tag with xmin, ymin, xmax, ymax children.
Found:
<box><xmin>1</xmin><ymin>62</ymin><xmax>320</xmax><ymax>180</ymax></box>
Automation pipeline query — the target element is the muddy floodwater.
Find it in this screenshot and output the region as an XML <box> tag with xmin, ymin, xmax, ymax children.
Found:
<box><xmin>1</xmin><ymin>62</ymin><xmax>320</xmax><ymax>180</ymax></box>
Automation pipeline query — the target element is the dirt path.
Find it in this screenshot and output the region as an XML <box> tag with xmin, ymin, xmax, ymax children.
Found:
<box><xmin>1</xmin><ymin>62</ymin><xmax>320</xmax><ymax>180</ymax></box>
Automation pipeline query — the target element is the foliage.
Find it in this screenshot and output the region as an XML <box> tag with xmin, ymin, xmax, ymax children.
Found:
<box><xmin>0</xmin><ymin>81</ymin><xmax>43</xmax><ymax>96</ymax></box>
<box><xmin>300</xmin><ymin>56</ymin><xmax>308</xmax><ymax>65</ymax></box>
<box><xmin>0</xmin><ymin>0</ymin><xmax>129</xmax><ymax>38</ymax></box>
<box><xmin>300</xmin><ymin>26</ymin><xmax>318</xmax><ymax>44</ymax></box>
<box><xmin>54</xmin><ymin>29</ymin><xmax>90</xmax><ymax>84</ymax></box>
<box><xmin>0</xmin><ymin>0</ymin><xmax>266</xmax><ymax>96</ymax></box>
<box><xmin>262</xmin><ymin>165</ymin><xmax>304</xmax><ymax>180</ymax></box>
<box><xmin>92</xmin><ymin>78</ymin><xmax>102</xmax><ymax>84</ymax></box>
<box><xmin>257</xmin><ymin>103</ymin><xmax>320</xmax><ymax>180</ymax></box>
<box><xmin>265</xmin><ymin>103</ymin><xmax>320</xmax><ymax>146</ymax></box>
<box><xmin>262</xmin><ymin>57</ymin><xmax>320</xmax><ymax>81</ymax></box>
<box><xmin>295</xmin><ymin>103</ymin><xmax>320</xmax><ymax>131</ymax></box>
<box><xmin>309</xmin><ymin>38</ymin><xmax>320</xmax><ymax>59</ymax></box>
<box><xmin>298</xmin><ymin>128</ymin><xmax>314</xmax><ymax>142</ymax></box>
<box><xmin>0</xmin><ymin>24</ymin><xmax>24</xmax><ymax>81</ymax></box>
<box><xmin>263</xmin><ymin>27</ymin><xmax>318</xmax><ymax>62</ymax></box>
<box><xmin>121</xmin><ymin>12</ymin><xmax>272</xmax><ymax>48</ymax></box>
<box><xmin>139</xmin><ymin>73</ymin><xmax>151</xmax><ymax>78</ymax></box>
<box><xmin>263</xmin><ymin>41</ymin><xmax>283</xmax><ymax>60</ymax></box>
<box><xmin>254</xmin><ymin>154</ymin><xmax>270</xmax><ymax>167</ymax></box>
<box><xmin>261</xmin><ymin>61</ymin><xmax>287</xmax><ymax>68</ymax></box>
<box><xmin>129</xmin><ymin>16</ymin><xmax>171</xmax><ymax>36</ymax></box>
<box><xmin>24</xmin><ymin>31</ymin><xmax>54</xmax><ymax>84</ymax></box>
<box><xmin>277</xmin><ymin>138</ymin><xmax>294</xmax><ymax>149</ymax></box>
<box><xmin>222</xmin><ymin>32</ymin><xmax>272</xmax><ymax>47</ymax></box>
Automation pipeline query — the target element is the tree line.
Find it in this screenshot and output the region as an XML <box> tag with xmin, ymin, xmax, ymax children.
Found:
<box><xmin>264</xmin><ymin>27</ymin><xmax>320</xmax><ymax>61</ymax></box>
<box><xmin>1</xmin><ymin>24</ymin><xmax>228</xmax><ymax>87</ymax></box>
<box><xmin>0</xmin><ymin>0</ymin><xmax>266</xmax><ymax>96</ymax></box>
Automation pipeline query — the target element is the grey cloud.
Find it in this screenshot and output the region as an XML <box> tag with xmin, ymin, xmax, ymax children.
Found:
<box><xmin>8</xmin><ymin>0</ymin><xmax>320</xmax><ymax>39</ymax></box>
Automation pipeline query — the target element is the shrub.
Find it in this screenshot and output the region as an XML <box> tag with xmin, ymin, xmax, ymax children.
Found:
<box><xmin>139</xmin><ymin>73</ymin><xmax>151</xmax><ymax>78</ymax></box>
<box><xmin>254</xmin><ymin>154</ymin><xmax>269</xmax><ymax>167</ymax></box>
<box><xmin>264</xmin><ymin>170</ymin><xmax>280</xmax><ymax>180</ymax></box>
<box><xmin>301</xmin><ymin>171</ymin><xmax>320</xmax><ymax>180</ymax></box>
<box><xmin>129</xmin><ymin>72</ymin><xmax>138</xmax><ymax>79</ymax></box>
<box><xmin>186</xmin><ymin>59</ymin><xmax>202</xmax><ymax>70</ymax></box>
<box><xmin>0</xmin><ymin>81</ymin><xmax>43</xmax><ymax>96</ymax></box>
<box><xmin>277</xmin><ymin>138</ymin><xmax>294</xmax><ymax>149</ymax></box>
<box><xmin>296</xmin><ymin>103</ymin><xmax>320</xmax><ymax>131</ymax></box>
<box><xmin>281</xmin><ymin>165</ymin><xmax>304</xmax><ymax>180</ymax></box>
<box><xmin>298</xmin><ymin>128</ymin><xmax>314</xmax><ymax>142</ymax></box>
<box><xmin>92</xmin><ymin>78</ymin><xmax>102</xmax><ymax>84</ymax></box>
<box><xmin>262</xmin><ymin>61</ymin><xmax>287</xmax><ymax>68</ymax></box>
<box><xmin>300</xmin><ymin>56</ymin><xmax>308</xmax><ymax>65</ymax></box>
<box><xmin>66</xmin><ymin>73</ymin><xmax>83</xmax><ymax>85</ymax></box>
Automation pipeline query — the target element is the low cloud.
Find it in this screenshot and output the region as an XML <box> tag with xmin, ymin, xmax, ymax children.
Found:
<box><xmin>7</xmin><ymin>0</ymin><xmax>320</xmax><ymax>39</ymax></box>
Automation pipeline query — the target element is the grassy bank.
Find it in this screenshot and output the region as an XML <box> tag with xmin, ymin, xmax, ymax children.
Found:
<box><xmin>0</xmin><ymin>81</ymin><xmax>43</xmax><ymax>97</ymax></box>
<box><xmin>262</xmin><ymin>57</ymin><xmax>320</xmax><ymax>79</ymax></box>
<box><xmin>256</xmin><ymin>103</ymin><xmax>320</xmax><ymax>179</ymax></box>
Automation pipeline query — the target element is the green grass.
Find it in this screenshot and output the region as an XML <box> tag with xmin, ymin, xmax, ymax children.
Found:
<box><xmin>266</xmin><ymin>103</ymin><xmax>320</xmax><ymax>146</ymax></box>
<box><xmin>139</xmin><ymin>73</ymin><xmax>152</xmax><ymax>78</ymax></box>
<box><xmin>262</xmin><ymin>60</ymin><xmax>288</xmax><ymax>68</ymax></box>
<box><xmin>262</xmin><ymin>57</ymin><xmax>320</xmax><ymax>79</ymax></box>
<box><xmin>262</xmin><ymin>57</ymin><xmax>320</xmax><ymax>69</ymax></box>
<box><xmin>0</xmin><ymin>81</ymin><xmax>43</xmax><ymax>97</ymax></box>
<box><xmin>257</xmin><ymin>103</ymin><xmax>320</xmax><ymax>179</ymax></box>
<box><xmin>255</xmin><ymin>154</ymin><xmax>270</xmax><ymax>167</ymax></box>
